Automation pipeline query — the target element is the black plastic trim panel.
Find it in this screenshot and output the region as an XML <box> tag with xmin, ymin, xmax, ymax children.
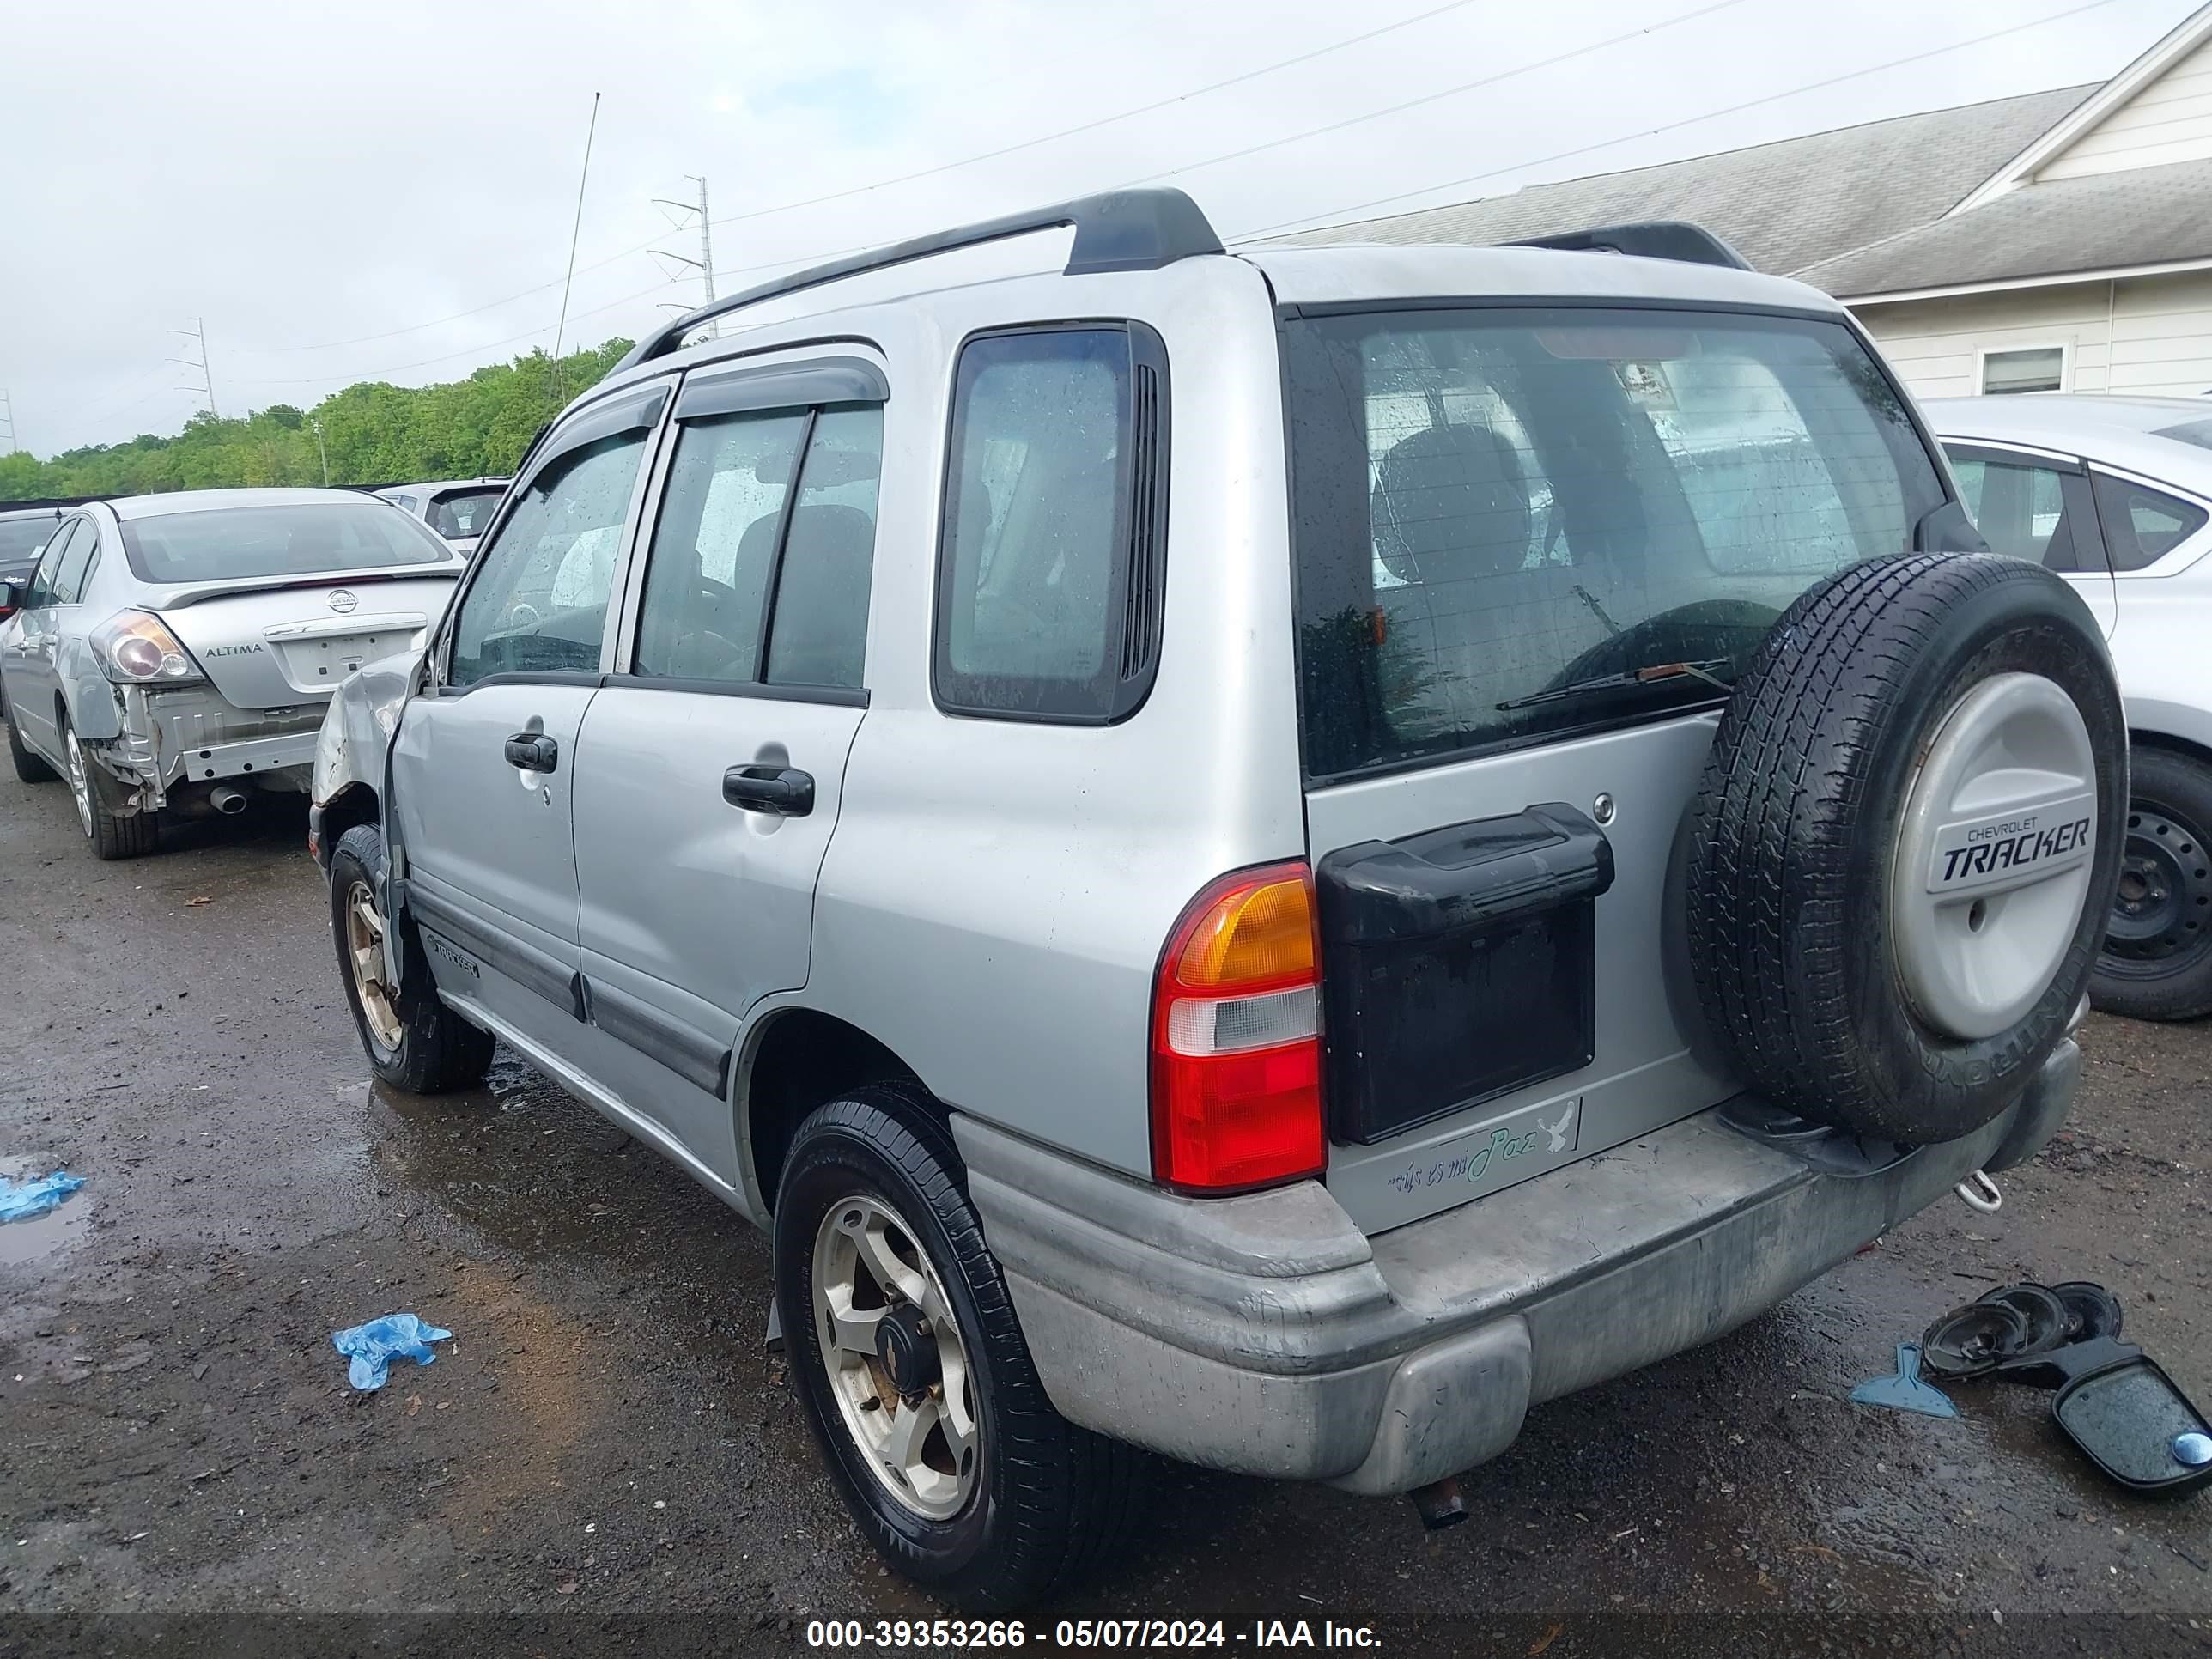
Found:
<box><xmin>404</xmin><ymin>881</ymin><xmax>586</xmax><ymax>1020</ymax></box>
<box><xmin>584</xmin><ymin>977</ymin><xmax>734</xmax><ymax>1097</ymax></box>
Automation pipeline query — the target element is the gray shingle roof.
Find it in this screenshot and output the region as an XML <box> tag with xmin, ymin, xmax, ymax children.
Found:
<box><xmin>1261</xmin><ymin>84</ymin><xmax>2094</xmax><ymax>278</ymax></box>
<box><xmin>1795</xmin><ymin>155</ymin><xmax>2212</xmax><ymax>295</ymax></box>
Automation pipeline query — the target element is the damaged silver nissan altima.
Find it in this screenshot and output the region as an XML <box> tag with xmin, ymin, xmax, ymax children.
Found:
<box><xmin>0</xmin><ymin>488</ymin><xmax>464</xmax><ymax>859</ymax></box>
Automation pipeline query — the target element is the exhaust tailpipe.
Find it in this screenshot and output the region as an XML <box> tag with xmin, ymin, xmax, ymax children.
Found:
<box><xmin>1408</xmin><ymin>1475</ymin><xmax>1469</xmax><ymax>1531</ymax></box>
<box><xmin>210</xmin><ymin>784</ymin><xmax>249</xmax><ymax>816</ymax></box>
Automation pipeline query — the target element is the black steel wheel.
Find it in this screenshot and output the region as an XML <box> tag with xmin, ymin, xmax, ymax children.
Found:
<box><xmin>2091</xmin><ymin>747</ymin><xmax>2212</xmax><ymax>1021</ymax></box>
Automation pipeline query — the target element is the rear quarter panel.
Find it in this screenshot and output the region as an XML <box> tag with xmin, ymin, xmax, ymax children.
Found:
<box><xmin>2114</xmin><ymin>562</ymin><xmax>2212</xmax><ymax>751</ymax></box>
<box><xmin>798</xmin><ymin>260</ymin><xmax>1308</xmax><ymax>1178</ymax></box>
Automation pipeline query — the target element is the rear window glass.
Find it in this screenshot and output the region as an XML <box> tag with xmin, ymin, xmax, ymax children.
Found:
<box><xmin>0</xmin><ymin>517</ymin><xmax>57</xmax><ymax>564</ymax></box>
<box><xmin>120</xmin><ymin>502</ymin><xmax>452</xmax><ymax>584</ymax></box>
<box><xmin>1285</xmin><ymin>307</ymin><xmax>1946</xmax><ymax>778</ymax></box>
<box><xmin>2092</xmin><ymin>471</ymin><xmax>2208</xmax><ymax>570</ymax></box>
<box><xmin>427</xmin><ymin>487</ymin><xmax>505</xmax><ymax>539</ymax></box>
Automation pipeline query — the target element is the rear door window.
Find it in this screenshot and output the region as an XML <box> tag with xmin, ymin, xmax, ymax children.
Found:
<box><xmin>2091</xmin><ymin>471</ymin><xmax>2209</xmax><ymax>571</ymax></box>
<box><xmin>632</xmin><ymin>403</ymin><xmax>884</xmax><ymax>690</ymax></box>
<box><xmin>1946</xmin><ymin>447</ymin><xmax>2104</xmax><ymax>573</ymax></box>
<box><xmin>1285</xmin><ymin>307</ymin><xmax>1947</xmax><ymax>778</ymax></box>
<box><xmin>51</xmin><ymin>520</ymin><xmax>98</xmax><ymax>604</ymax></box>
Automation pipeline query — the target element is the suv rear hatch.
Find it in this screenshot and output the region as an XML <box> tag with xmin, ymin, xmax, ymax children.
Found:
<box><xmin>1282</xmin><ymin>302</ymin><xmax>1953</xmax><ymax>1233</ymax></box>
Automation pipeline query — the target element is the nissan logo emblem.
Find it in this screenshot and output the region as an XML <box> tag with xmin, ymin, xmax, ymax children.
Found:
<box><xmin>329</xmin><ymin>590</ymin><xmax>359</xmax><ymax>615</ymax></box>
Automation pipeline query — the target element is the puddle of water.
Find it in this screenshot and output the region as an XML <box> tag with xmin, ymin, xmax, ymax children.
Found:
<box><xmin>0</xmin><ymin>1152</ymin><xmax>89</xmax><ymax>1267</ymax></box>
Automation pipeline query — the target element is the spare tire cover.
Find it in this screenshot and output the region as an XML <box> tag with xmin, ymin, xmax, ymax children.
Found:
<box><xmin>1685</xmin><ymin>553</ymin><xmax>2124</xmax><ymax>1145</ymax></box>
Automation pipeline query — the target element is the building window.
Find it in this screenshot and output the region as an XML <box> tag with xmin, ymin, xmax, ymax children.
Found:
<box><xmin>1981</xmin><ymin>346</ymin><xmax>2065</xmax><ymax>396</ymax></box>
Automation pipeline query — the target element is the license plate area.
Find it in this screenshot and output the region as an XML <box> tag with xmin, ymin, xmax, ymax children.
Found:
<box><xmin>274</xmin><ymin>630</ymin><xmax>409</xmax><ymax>685</ymax></box>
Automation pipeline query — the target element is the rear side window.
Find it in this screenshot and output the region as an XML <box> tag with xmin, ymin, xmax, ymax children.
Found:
<box><xmin>52</xmin><ymin>520</ymin><xmax>99</xmax><ymax>604</ymax></box>
<box><xmin>1948</xmin><ymin>451</ymin><xmax>2100</xmax><ymax>573</ymax></box>
<box><xmin>1285</xmin><ymin>307</ymin><xmax>1946</xmax><ymax>779</ymax></box>
<box><xmin>934</xmin><ymin>325</ymin><xmax>1168</xmax><ymax>722</ymax></box>
<box><xmin>428</xmin><ymin>487</ymin><xmax>504</xmax><ymax>539</ymax></box>
<box><xmin>2092</xmin><ymin>471</ymin><xmax>2208</xmax><ymax>571</ymax></box>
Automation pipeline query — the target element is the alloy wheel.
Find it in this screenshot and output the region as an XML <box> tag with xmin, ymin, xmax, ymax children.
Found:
<box><xmin>344</xmin><ymin>879</ymin><xmax>404</xmax><ymax>1052</ymax></box>
<box><xmin>811</xmin><ymin>1192</ymin><xmax>981</xmax><ymax>1521</ymax></box>
<box><xmin>64</xmin><ymin>737</ymin><xmax>94</xmax><ymax>837</ymax></box>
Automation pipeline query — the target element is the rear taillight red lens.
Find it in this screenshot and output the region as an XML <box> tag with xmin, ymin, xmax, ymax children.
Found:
<box><xmin>1150</xmin><ymin>861</ymin><xmax>1325</xmax><ymax>1194</ymax></box>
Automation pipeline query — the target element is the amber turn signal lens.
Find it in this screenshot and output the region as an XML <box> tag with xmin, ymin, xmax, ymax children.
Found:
<box><xmin>1171</xmin><ymin>874</ymin><xmax>1315</xmax><ymax>991</ymax></box>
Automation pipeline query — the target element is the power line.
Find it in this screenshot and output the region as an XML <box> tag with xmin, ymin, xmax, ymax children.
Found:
<box><xmin>253</xmin><ymin>0</ymin><xmax>1490</xmax><ymax>356</ymax></box>
<box><xmin>1230</xmin><ymin>0</ymin><xmax>2122</xmax><ymax>243</ymax></box>
<box><xmin>695</xmin><ymin>0</ymin><xmax>1493</xmax><ymax>235</ymax></box>
<box><xmin>1115</xmin><ymin>0</ymin><xmax>1750</xmax><ymax>196</ymax></box>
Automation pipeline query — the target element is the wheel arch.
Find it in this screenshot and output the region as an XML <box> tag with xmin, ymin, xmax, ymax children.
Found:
<box><xmin>736</xmin><ymin>1006</ymin><xmax>931</xmax><ymax>1217</ymax></box>
<box><xmin>317</xmin><ymin>781</ymin><xmax>380</xmax><ymax>872</ymax></box>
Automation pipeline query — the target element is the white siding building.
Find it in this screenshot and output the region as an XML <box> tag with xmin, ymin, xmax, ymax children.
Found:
<box><xmin>1268</xmin><ymin>5</ymin><xmax>2212</xmax><ymax>402</ymax></box>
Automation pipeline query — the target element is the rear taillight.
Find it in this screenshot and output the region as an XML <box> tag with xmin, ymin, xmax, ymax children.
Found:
<box><xmin>89</xmin><ymin>610</ymin><xmax>206</xmax><ymax>685</ymax></box>
<box><xmin>1150</xmin><ymin>861</ymin><xmax>1325</xmax><ymax>1194</ymax></box>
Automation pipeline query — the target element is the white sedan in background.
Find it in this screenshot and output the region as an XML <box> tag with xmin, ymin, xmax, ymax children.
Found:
<box><xmin>1928</xmin><ymin>394</ymin><xmax>2212</xmax><ymax>1021</ymax></box>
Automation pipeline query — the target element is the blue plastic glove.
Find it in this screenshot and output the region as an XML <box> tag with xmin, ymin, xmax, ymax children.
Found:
<box><xmin>0</xmin><ymin>1170</ymin><xmax>85</xmax><ymax>1223</ymax></box>
<box><xmin>331</xmin><ymin>1313</ymin><xmax>453</xmax><ymax>1390</ymax></box>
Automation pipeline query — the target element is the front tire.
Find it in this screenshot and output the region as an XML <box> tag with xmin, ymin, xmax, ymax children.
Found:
<box><xmin>329</xmin><ymin>822</ymin><xmax>495</xmax><ymax>1092</ymax></box>
<box><xmin>61</xmin><ymin>714</ymin><xmax>158</xmax><ymax>860</ymax></box>
<box><xmin>2090</xmin><ymin>746</ymin><xmax>2212</xmax><ymax>1021</ymax></box>
<box><xmin>774</xmin><ymin>1087</ymin><xmax>1146</xmax><ymax>1611</ymax></box>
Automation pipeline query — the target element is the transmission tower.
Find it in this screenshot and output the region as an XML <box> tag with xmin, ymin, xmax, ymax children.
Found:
<box><xmin>651</xmin><ymin>175</ymin><xmax>718</xmax><ymax>339</ymax></box>
<box><xmin>0</xmin><ymin>391</ymin><xmax>15</xmax><ymax>454</ymax></box>
<box><xmin>168</xmin><ymin>319</ymin><xmax>219</xmax><ymax>419</ymax></box>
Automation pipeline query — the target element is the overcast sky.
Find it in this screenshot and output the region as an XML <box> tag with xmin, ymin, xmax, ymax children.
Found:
<box><xmin>2</xmin><ymin>0</ymin><xmax>2197</xmax><ymax>458</ymax></box>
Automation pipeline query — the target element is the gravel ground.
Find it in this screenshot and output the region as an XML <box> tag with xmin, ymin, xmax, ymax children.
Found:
<box><xmin>0</xmin><ymin>760</ymin><xmax>2206</xmax><ymax>1657</ymax></box>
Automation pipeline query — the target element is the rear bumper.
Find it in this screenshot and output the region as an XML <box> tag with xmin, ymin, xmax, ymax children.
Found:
<box><xmin>954</xmin><ymin>1037</ymin><xmax>2079</xmax><ymax>1494</ymax></box>
<box><xmin>96</xmin><ymin>689</ymin><xmax>322</xmax><ymax>801</ymax></box>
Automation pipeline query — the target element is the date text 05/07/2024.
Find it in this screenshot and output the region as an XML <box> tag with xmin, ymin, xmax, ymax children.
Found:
<box><xmin>805</xmin><ymin>1618</ymin><xmax>1383</xmax><ymax>1650</ymax></box>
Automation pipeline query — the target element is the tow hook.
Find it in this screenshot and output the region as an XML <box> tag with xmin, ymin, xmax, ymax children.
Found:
<box><xmin>1408</xmin><ymin>1475</ymin><xmax>1469</xmax><ymax>1531</ymax></box>
<box><xmin>1954</xmin><ymin>1169</ymin><xmax>2002</xmax><ymax>1213</ymax></box>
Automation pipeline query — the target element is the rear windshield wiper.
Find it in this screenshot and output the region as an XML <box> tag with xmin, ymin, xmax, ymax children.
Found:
<box><xmin>1497</xmin><ymin>658</ymin><xmax>1734</xmax><ymax>713</ymax></box>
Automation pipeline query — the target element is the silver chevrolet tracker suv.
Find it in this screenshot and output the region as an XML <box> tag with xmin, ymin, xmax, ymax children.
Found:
<box><xmin>310</xmin><ymin>191</ymin><xmax>2125</xmax><ymax>1608</ymax></box>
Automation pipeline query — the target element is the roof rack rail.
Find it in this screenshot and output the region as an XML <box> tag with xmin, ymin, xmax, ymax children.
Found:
<box><xmin>1508</xmin><ymin>221</ymin><xmax>1752</xmax><ymax>272</ymax></box>
<box><xmin>617</xmin><ymin>188</ymin><xmax>1225</xmax><ymax>372</ymax></box>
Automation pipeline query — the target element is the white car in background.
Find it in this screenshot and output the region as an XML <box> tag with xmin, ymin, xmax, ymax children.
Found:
<box><xmin>1927</xmin><ymin>395</ymin><xmax>2212</xmax><ymax>1020</ymax></box>
<box><xmin>0</xmin><ymin>488</ymin><xmax>465</xmax><ymax>860</ymax></box>
<box><xmin>377</xmin><ymin>477</ymin><xmax>509</xmax><ymax>556</ymax></box>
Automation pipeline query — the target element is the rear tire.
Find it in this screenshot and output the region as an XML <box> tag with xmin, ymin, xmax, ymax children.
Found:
<box><xmin>7</xmin><ymin>707</ymin><xmax>56</xmax><ymax>783</ymax></box>
<box><xmin>61</xmin><ymin>714</ymin><xmax>159</xmax><ymax>860</ymax></box>
<box><xmin>2089</xmin><ymin>746</ymin><xmax>2212</xmax><ymax>1022</ymax></box>
<box><xmin>774</xmin><ymin>1086</ymin><xmax>1147</xmax><ymax>1611</ymax></box>
<box><xmin>329</xmin><ymin>822</ymin><xmax>495</xmax><ymax>1092</ymax></box>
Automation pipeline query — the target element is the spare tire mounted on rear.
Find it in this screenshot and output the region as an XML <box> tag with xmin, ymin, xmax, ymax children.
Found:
<box><xmin>1685</xmin><ymin>553</ymin><xmax>2124</xmax><ymax>1146</ymax></box>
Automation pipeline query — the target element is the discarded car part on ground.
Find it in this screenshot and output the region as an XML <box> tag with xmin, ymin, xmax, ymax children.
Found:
<box><xmin>1908</xmin><ymin>1280</ymin><xmax>2212</xmax><ymax>1496</ymax></box>
<box><xmin>0</xmin><ymin>1169</ymin><xmax>84</xmax><ymax>1223</ymax></box>
<box><xmin>1850</xmin><ymin>1344</ymin><xmax>1960</xmax><ymax>1418</ymax></box>
<box><xmin>331</xmin><ymin>1312</ymin><xmax>453</xmax><ymax>1390</ymax></box>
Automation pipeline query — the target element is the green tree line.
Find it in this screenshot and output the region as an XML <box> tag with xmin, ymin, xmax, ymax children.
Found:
<box><xmin>0</xmin><ymin>339</ymin><xmax>634</xmax><ymax>502</ymax></box>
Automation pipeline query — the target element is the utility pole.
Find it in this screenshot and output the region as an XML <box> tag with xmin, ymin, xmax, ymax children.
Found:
<box><xmin>310</xmin><ymin>417</ymin><xmax>331</xmax><ymax>485</ymax></box>
<box><xmin>167</xmin><ymin>319</ymin><xmax>219</xmax><ymax>419</ymax></box>
<box><xmin>0</xmin><ymin>390</ymin><xmax>15</xmax><ymax>454</ymax></box>
<box><xmin>651</xmin><ymin>174</ymin><xmax>718</xmax><ymax>338</ymax></box>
